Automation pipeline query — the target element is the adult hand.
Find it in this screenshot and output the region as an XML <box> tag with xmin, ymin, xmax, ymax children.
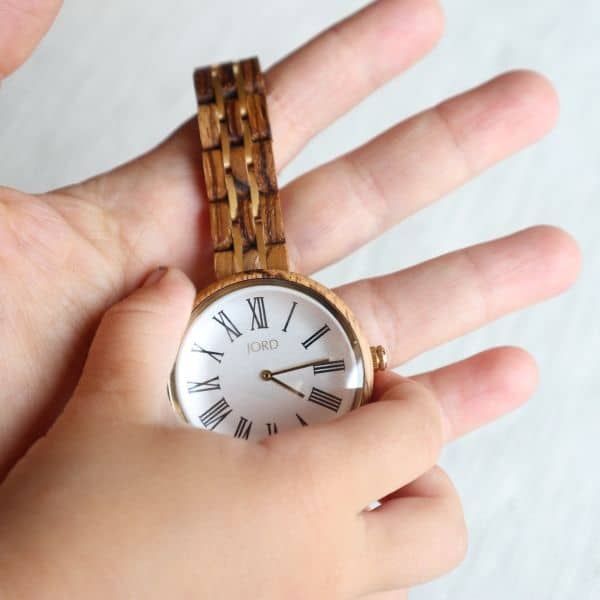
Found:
<box><xmin>0</xmin><ymin>0</ymin><xmax>579</xmax><ymax>519</ymax></box>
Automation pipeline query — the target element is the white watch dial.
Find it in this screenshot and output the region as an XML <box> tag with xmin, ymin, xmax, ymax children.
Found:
<box><xmin>171</xmin><ymin>279</ymin><xmax>366</xmax><ymax>441</ymax></box>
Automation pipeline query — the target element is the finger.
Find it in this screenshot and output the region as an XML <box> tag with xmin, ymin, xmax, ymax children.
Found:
<box><xmin>74</xmin><ymin>268</ymin><xmax>195</xmax><ymax>423</ymax></box>
<box><xmin>375</xmin><ymin>346</ymin><xmax>538</xmax><ymax>443</ymax></box>
<box><xmin>78</xmin><ymin>0</ymin><xmax>443</xmax><ymax>172</ymax></box>
<box><xmin>265</xmin><ymin>378</ymin><xmax>445</xmax><ymax>509</ymax></box>
<box><xmin>61</xmin><ymin>0</ymin><xmax>444</xmax><ymax>283</ymax></box>
<box><xmin>381</xmin><ymin>465</ymin><xmax>456</xmax><ymax>501</ymax></box>
<box><xmin>337</xmin><ymin>226</ymin><xmax>581</xmax><ymax>365</ymax></box>
<box><xmin>303</xmin><ymin>346</ymin><xmax>531</xmax><ymax>596</ymax></box>
<box><xmin>367</xmin><ymin>347</ymin><xmax>536</xmax><ymax>508</ymax></box>
<box><xmin>0</xmin><ymin>0</ymin><xmax>62</xmax><ymax>80</ymax></box>
<box><xmin>360</xmin><ymin>466</ymin><xmax>467</xmax><ymax>592</ymax></box>
<box><xmin>266</xmin><ymin>0</ymin><xmax>444</xmax><ymax>166</ymax></box>
<box><xmin>62</xmin><ymin>70</ymin><xmax>559</xmax><ymax>286</ymax></box>
<box><xmin>410</xmin><ymin>347</ymin><xmax>537</xmax><ymax>440</ymax></box>
<box><xmin>283</xmin><ymin>70</ymin><xmax>560</xmax><ymax>271</ymax></box>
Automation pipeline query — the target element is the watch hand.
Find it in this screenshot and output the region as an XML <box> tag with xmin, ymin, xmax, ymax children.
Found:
<box><xmin>262</xmin><ymin>373</ymin><xmax>305</xmax><ymax>398</ymax></box>
<box><xmin>268</xmin><ymin>359</ymin><xmax>329</xmax><ymax>377</ymax></box>
<box><xmin>259</xmin><ymin>359</ymin><xmax>331</xmax><ymax>398</ymax></box>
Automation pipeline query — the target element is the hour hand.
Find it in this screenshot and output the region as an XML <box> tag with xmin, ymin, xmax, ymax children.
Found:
<box><xmin>261</xmin><ymin>371</ymin><xmax>305</xmax><ymax>398</ymax></box>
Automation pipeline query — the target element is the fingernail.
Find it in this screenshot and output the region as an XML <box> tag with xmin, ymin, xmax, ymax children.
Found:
<box><xmin>142</xmin><ymin>266</ymin><xmax>168</xmax><ymax>287</ymax></box>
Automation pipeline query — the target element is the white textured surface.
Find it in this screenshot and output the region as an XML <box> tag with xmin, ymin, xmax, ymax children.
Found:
<box><xmin>0</xmin><ymin>1</ymin><xmax>598</xmax><ymax>598</ymax></box>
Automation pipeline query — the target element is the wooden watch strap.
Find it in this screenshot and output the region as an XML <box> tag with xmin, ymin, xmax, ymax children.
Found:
<box><xmin>194</xmin><ymin>57</ymin><xmax>289</xmax><ymax>279</ymax></box>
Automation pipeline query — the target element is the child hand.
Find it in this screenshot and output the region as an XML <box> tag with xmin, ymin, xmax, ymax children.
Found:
<box><xmin>0</xmin><ymin>269</ymin><xmax>466</xmax><ymax>599</ymax></box>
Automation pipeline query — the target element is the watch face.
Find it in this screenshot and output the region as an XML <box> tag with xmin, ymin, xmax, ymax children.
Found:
<box><xmin>170</xmin><ymin>276</ymin><xmax>367</xmax><ymax>441</ymax></box>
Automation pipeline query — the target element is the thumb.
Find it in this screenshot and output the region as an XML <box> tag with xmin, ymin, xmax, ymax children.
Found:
<box><xmin>76</xmin><ymin>267</ymin><xmax>196</xmax><ymax>423</ymax></box>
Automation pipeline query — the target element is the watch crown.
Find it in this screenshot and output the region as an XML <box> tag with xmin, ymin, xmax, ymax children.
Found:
<box><xmin>370</xmin><ymin>345</ymin><xmax>388</xmax><ymax>372</ymax></box>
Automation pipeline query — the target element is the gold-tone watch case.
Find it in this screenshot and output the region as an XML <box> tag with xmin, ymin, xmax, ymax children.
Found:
<box><xmin>168</xmin><ymin>269</ymin><xmax>375</xmax><ymax>425</ymax></box>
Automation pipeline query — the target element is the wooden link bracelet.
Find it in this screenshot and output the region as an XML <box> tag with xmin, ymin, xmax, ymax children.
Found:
<box><xmin>194</xmin><ymin>57</ymin><xmax>289</xmax><ymax>279</ymax></box>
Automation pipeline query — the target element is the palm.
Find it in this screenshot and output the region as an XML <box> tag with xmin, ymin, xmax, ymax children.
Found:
<box><xmin>0</xmin><ymin>0</ymin><xmax>578</xmax><ymax>523</ymax></box>
<box><xmin>0</xmin><ymin>191</ymin><xmax>115</xmax><ymax>462</ymax></box>
<box><xmin>0</xmin><ymin>138</ymin><xmax>216</xmax><ymax>463</ymax></box>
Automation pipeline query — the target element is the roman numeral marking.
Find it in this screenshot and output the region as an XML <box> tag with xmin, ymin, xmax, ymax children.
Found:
<box><xmin>301</xmin><ymin>324</ymin><xmax>331</xmax><ymax>349</ymax></box>
<box><xmin>282</xmin><ymin>301</ymin><xmax>298</xmax><ymax>332</ymax></box>
<box><xmin>199</xmin><ymin>398</ymin><xmax>232</xmax><ymax>430</ymax></box>
<box><xmin>313</xmin><ymin>360</ymin><xmax>346</xmax><ymax>375</ymax></box>
<box><xmin>308</xmin><ymin>387</ymin><xmax>342</xmax><ymax>413</ymax></box>
<box><xmin>247</xmin><ymin>297</ymin><xmax>268</xmax><ymax>330</ymax></box>
<box><xmin>234</xmin><ymin>417</ymin><xmax>253</xmax><ymax>440</ymax></box>
<box><xmin>191</xmin><ymin>343</ymin><xmax>224</xmax><ymax>364</ymax></box>
<box><xmin>296</xmin><ymin>414</ymin><xmax>308</xmax><ymax>427</ymax></box>
<box><xmin>213</xmin><ymin>310</ymin><xmax>242</xmax><ymax>343</ymax></box>
<box><xmin>266</xmin><ymin>423</ymin><xmax>278</xmax><ymax>436</ymax></box>
<box><xmin>187</xmin><ymin>376</ymin><xmax>221</xmax><ymax>394</ymax></box>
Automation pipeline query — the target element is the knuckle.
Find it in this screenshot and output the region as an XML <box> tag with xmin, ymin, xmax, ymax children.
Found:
<box><xmin>102</xmin><ymin>299</ymin><xmax>165</xmax><ymax>330</ymax></box>
<box><xmin>427</xmin><ymin>464</ymin><xmax>455</xmax><ymax>493</ymax></box>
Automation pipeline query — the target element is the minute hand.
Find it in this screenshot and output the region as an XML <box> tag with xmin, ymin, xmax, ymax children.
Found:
<box><xmin>270</xmin><ymin>359</ymin><xmax>329</xmax><ymax>377</ymax></box>
<box><xmin>268</xmin><ymin>376</ymin><xmax>305</xmax><ymax>399</ymax></box>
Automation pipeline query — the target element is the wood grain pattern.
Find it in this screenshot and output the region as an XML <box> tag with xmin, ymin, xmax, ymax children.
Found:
<box><xmin>194</xmin><ymin>57</ymin><xmax>288</xmax><ymax>278</ymax></box>
<box><xmin>197</xmin><ymin>105</ymin><xmax>220</xmax><ymax>149</ymax></box>
<box><xmin>247</xmin><ymin>94</ymin><xmax>270</xmax><ymax>140</ymax></box>
<box><xmin>209</xmin><ymin>201</ymin><xmax>232</xmax><ymax>250</ymax></box>
<box><xmin>201</xmin><ymin>150</ymin><xmax>226</xmax><ymax>201</ymax></box>
<box><xmin>193</xmin><ymin>68</ymin><xmax>215</xmax><ymax>104</ymax></box>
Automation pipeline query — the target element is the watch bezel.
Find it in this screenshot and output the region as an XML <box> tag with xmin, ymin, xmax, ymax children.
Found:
<box><xmin>168</xmin><ymin>269</ymin><xmax>375</xmax><ymax>427</ymax></box>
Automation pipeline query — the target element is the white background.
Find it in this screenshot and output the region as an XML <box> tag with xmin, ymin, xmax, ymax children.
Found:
<box><xmin>0</xmin><ymin>1</ymin><xmax>598</xmax><ymax>598</ymax></box>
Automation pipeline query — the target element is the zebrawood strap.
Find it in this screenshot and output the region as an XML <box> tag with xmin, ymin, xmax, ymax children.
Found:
<box><xmin>194</xmin><ymin>57</ymin><xmax>288</xmax><ymax>279</ymax></box>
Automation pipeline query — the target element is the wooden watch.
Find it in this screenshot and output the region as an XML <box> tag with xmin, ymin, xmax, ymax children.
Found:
<box><xmin>168</xmin><ymin>57</ymin><xmax>387</xmax><ymax>440</ymax></box>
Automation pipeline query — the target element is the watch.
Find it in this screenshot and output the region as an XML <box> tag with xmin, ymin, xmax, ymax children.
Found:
<box><xmin>168</xmin><ymin>57</ymin><xmax>388</xmax><ymax>441</ymax></box>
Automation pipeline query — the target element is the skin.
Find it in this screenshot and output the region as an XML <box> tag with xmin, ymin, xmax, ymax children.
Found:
<box><xmin>0</xmin><ymin>0</ymin><xmax>582</xmax><ymax>597</ymax></box>
<box><xmin>0</xmin><ymin>268</ymin><xmax>468</xmax><ymax>598</ymax></box>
